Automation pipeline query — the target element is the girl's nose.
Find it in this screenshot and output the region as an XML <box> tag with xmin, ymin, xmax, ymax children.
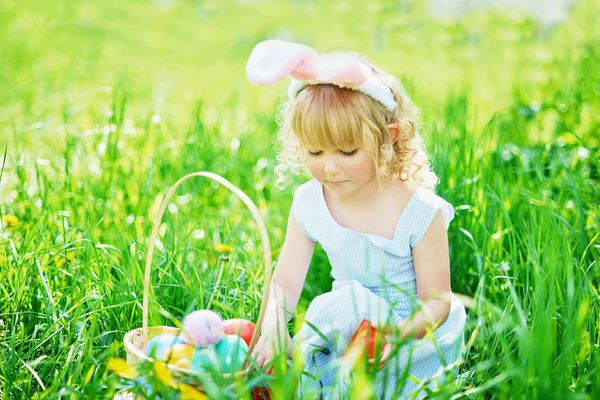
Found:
<box><xmin>323</xmin><ymin>158</ymin><xmax>341</xmax><ymax>175</ymax></box>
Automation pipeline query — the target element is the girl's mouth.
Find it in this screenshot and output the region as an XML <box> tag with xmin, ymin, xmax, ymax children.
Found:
<box><xmin>329</xmin><ymin>180</ymin><xmax>348</xmax><ymax>187</ymax></box>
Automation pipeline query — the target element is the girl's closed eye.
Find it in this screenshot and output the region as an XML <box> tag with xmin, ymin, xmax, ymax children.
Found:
<box><xmin>306</xmin><ymin>149</ymin><xmax>359</xmax><ymax>157</ymax></box>
<box><xmin>340</xmin><ymin>149</ymin><xmax>359</xmax><ymax>157</ymax></box>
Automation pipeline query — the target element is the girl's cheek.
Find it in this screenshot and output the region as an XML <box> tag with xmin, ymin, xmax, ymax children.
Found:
<box><xmin>348</xmin><ymin>158</ymin><xmax>375</xmax><ymax>179</ymax></box>
<box><xmin>306</xmin><ymin>159</ymin><xmax>323</xmax><ymax>180</ymax></box>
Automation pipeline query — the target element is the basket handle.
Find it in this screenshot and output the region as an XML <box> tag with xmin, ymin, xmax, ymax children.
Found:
<box><xmin>142</xmin><ymin>171</ymin><xmax>272</xmax><ymax>355</ymax></box>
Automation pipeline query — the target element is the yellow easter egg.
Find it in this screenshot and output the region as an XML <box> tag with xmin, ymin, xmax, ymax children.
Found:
<box><xmin>166</xmin><ymin>344</ymin><xmax>195</xmax><ymax>369</ymax></box>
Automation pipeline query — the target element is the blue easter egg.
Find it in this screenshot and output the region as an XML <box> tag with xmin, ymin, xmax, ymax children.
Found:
<box><xmin>134</xmin><ymin>377</ymin><xmax>155</xmax><ymax>398</ymax></box>
<box><xmin>190</xmin><ymin>345</ymin><xmax>218</xmax><ymax>372</ymax></box>
<box><xmin>215</xmin><ymin>334</ymin><xmax>249</xmax><ymax>373</ymax></box>
<box><xmin>146</xmin><ymin>334</ymin><xmax>186</xmax><ymax>361</ymax></box>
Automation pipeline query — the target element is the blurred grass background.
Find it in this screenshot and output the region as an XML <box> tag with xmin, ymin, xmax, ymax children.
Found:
<box><xmin>0</xmin><ymin>0</ymin><xmax>599</xmax><ymax>398</ymax></box>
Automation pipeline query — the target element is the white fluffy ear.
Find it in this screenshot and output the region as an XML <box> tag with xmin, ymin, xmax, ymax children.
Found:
<box><xmin>317</xmin><ymin>53</ymin><xmax>369</xmax><ymax>87</ymax></box>
<box><xmin>246</xmin><ymin>39</ymin><xmax>318</xmax><ymax>85</ymax></box>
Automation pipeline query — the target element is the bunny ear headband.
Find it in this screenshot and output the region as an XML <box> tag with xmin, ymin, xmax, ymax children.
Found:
<box><xmin>246</xmin><ymin>39</ymin><xmax>397</xmax><ymax>112</ymax></box>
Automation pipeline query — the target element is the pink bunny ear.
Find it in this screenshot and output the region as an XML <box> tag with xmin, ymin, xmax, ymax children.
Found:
<box><xmin>317</xmin><ymin>53</ymin><xmax>369</xmax><ymax>87</ymax></box>
<box><xmin>246</xmin><ymin>39</ymin><xmax>319</xmax><ymax>85</ymax></box>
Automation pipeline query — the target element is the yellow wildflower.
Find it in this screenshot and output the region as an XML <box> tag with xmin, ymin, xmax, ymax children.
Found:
<box><xmin>350</xmin><ymin>370</ymin><xmax>375</xmax><ymax>399</ymax></box>
<box><xmin>107</xmin><ymin>357</ymin><xmax>138</xmax><ymax>379</ymax></box>
<box><xmin>55</xmin><ymin>252</ymin><xmax>75</xmax><ymax>267</ymax></box>
<box><xmin>215</xmin><ymin>244</ymin><xmax>233</xmax><ymax>254</ymax></box>
<box><xmin>1</xmin><ymin>215</ymin><xmax>19</xmax><ymax>227</ymax></box>
<box><xmin>179</xmin><ymin>384</ymin><xmax>209</xmax><ymax>400</ymax></box>
<box><xmin>153</xmin><ymin>360</ymin><xmax>177</xmax><ymax>388</ymax></box>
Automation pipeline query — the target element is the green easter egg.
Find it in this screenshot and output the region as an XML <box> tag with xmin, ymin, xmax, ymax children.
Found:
<box><xmin>215</xmin><ymin>334</ymin><xmax>249</xmax><ymax>373</ymax></box>
<box><xmin>190</xmin><ymin>346</ymin><xmax>218</xmax><ymax>372</ymax></box>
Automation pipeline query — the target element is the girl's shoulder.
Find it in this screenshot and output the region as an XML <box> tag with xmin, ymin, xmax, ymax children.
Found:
<box><xmin>293</xmin><ymin>178</ymin><xmax>321</xmax><ymax>202</ymax></box>
<box><xmin>290</xmin><ymin>179</ymin><xmax>322</xmax><ymax>242</ymax></box>
<box><xmin>404</xmin><ymin>186</ymin><xmax>455</xmax><ymax>248</ymax></box>
<box><xmin>410</xmin><ymin>186</ymin><xmax>455</xmax><ymax>229</ymax></box>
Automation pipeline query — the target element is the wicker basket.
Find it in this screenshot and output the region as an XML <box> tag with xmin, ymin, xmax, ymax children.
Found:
<box><xmin>123</xmin><ymin>171</ymin><xmax>273</xmax><ymax>389</ymax></box>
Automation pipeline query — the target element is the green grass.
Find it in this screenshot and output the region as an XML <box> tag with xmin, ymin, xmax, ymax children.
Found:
<box><xmin>1</xmin><ymin>0</ymin><xmax>599</xmax><ymax>398</ymax></box>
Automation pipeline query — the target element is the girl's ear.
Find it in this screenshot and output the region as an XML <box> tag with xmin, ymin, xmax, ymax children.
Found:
<box><xmin>386</xmin><ymin>123</ymin><xmax>402</xmax><ymax>143</ymax></box>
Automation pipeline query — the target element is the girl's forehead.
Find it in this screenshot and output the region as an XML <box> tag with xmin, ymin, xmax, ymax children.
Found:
<box><xmin>300</xmin><ymin>138</ymin><xmax>360</xmax><ymax>151</ymax></box>
<box><xmin>293</xmin><ymin>109</ymin><xmax>363</xmax><ymax>147</ymax></box>
<box><xmin>303</xmin><ymin>146</ymin><xmax>360</xmax><ymax>153</ymax></box>
<box><xmin>291</xmin><ymin>84</ymin><xmax>382</xmax><ymax>151</ymax></box>
<box><xmin>298</xmin><ymin>131</ymin><xmax>362</xmax><ymax>150</ymax></box>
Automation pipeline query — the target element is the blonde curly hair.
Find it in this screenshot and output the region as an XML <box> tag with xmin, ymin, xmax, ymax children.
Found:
<box><xmin>274</xmin><ymin>53</ymin><xmax>439</xmax><ymax>191</ymax></box>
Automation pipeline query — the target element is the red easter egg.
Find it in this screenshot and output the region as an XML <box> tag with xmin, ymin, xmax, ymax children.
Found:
<box><xmin>250</xmin><ymin>385</ymin><xmax>272</xmax><ymax>400</ymax></box>
<box><xmin>223</xmin><ymin>319</ymin><xmax>256</xmax><ymax>347</ymax></box>
<box><xmin>345</xmin><ymin>319</ymin><xmax>387</xmax><ymax>359</ymax></box>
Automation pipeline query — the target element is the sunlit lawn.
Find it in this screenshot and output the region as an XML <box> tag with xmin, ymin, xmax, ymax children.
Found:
<box><xmin>0</xmin><ymin>0</ymin><xmax>599</xmax><ymax>398</ymax></box>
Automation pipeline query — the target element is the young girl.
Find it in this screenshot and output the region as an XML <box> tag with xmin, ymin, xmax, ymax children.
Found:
<box><xmin>246</xmin><ymin>40</ymin><xmax>466</xmax><ymax>399</ymax></box>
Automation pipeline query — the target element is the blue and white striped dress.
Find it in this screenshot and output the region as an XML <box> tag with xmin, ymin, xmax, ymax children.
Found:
<box><xmin>290</xmin><ymin>179</ymin><xmax>467</xmax><ymax>399</ymax></box>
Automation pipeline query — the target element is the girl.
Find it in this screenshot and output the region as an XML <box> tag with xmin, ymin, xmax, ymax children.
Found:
<box><xmin>246</xmin><ymin>40</ymin><xmax>466</xmax><ymax>399</ymax></box>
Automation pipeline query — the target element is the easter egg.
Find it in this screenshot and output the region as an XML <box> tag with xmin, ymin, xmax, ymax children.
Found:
<box><xmin>182</xmin><ymin>310</ymin><xmax>224</xmax><ymax>346</ymax></box>
<box><xmin>190</xmin><ymin>345</ymin><xmax>218</xmax><ymax>371</ymax></box>
<box><xmin>134</xmin><ymin>377</ymin><xmax>154</xmax><ymax>398</ymax></box>
<box><xmin>146</xmin><ymin>334</ymin><xmax>186</xmax><ymax>361</ymax></box>
<box><xmin>166</xmin><ymin>344</ymin><xmax>196</xmax><ymax>369</ymax></box>
<box><xmin>215</xmin><ymin>334</ymin><xmax>249</xmax><ymax>373</ymax></box>
<box><xmin>223</xmin><ymin>319</ymin><xmax>256</xmax><ymax>347</ymax></box>
<box><xmin>345</xmin><ymin>319</ymin><xmax>387</xmax><ymax>360</ymax></box>
<box><xmin>250</xmin><ymin>386</ymin><xmax>273</xmax><ymax>400</ymax></box>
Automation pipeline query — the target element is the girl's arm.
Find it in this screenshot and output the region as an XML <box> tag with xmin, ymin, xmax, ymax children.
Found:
<box><xmin>252</xmin><ymin>209</ymin><xmax>315</xmax><ymax>366</ymax></box>
<box><xmin>396</xmin><ymin>210</ymin><xmax>452</xmax><ymax>339</ymax></box>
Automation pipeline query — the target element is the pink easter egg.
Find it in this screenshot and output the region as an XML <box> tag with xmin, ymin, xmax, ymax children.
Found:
<box><xmin>182</xmin><ymin>310</ymin><xmax>224</xmax><ymax>346</ymax></box>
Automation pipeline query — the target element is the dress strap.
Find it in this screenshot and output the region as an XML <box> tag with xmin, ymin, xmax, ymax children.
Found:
<box><xmin>407</xmin><ymin>189</ymin><xmax>455</xmax><ymax>248</ymax></box>
<box><xmin>291</xmin><ymin>180</ymin><xmax>320</xmax><ymax>242</ymax></box>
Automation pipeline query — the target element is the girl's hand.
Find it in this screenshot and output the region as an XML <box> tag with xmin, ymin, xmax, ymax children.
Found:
<box><xmin>251</xmin><ymin>327</ymin><xmax>294</xmax><ymax>374</ymax></box>
<box><xmin>367</xmin><ymin>321</ymin><xmax>399</xmax><ymax>371</ymax></box>
<box><xmin>367</xmin><ymin>338</ymin><xmax>392</xmax><ymax>371</ymax></box>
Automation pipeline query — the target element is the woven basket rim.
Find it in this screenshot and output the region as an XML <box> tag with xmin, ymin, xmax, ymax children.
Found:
<box><xmin>124</xmin><ymin>326</ymin><xmax>250</xmax><ymax>378</ymax></box>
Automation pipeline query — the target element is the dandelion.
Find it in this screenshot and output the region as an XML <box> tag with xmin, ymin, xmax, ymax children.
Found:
<box><xmin>215</xmin><ymin>244</ymin><xmax>233</xmax><ymax>254</ymax></box>
<box><xmin>55</xmin><ymin>252</ymin><xmax>75</xmax><ymax>267</ymax></box>
<box><xmin>256</xmin><ymin>157</ymin><xmax>268</xmax><ymax>170</ymax></box>
<box><xmin>1</xmin><ymin>215</ymin><xmax>19</xmax><ymax>227</ymax></box>
<box><xmin>107</xmin><ymin>357</ymin><xmax>138</xmax><ymax>379</ymax></box>
<box><xmin>179</xmin><ymin>384</ymin><xmax>209</xmax><ymax>400</ymax></box>
<box><xmin>577</xmin><ymin>147</ymin><xmax>590</xmax><ymax>159</ymax></box>
<box><xmin>153</xmin><ymin>360</ymin><xmax>176</xmax><ymax>388</ymax></box>
<box><xmin>349</xmin><ymin>369</ymin><xmax>375</xmax><ymax>399</ymax></box>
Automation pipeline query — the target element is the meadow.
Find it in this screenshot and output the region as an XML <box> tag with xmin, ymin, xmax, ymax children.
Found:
<box><xmin>0</xmin><ymin>0</ymin><xmax>599</xmax><ymax>398</ymax></box>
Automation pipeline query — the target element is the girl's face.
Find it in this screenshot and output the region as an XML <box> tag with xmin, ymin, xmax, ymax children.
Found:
<box><xmin>304</xmin><ymin>146</ymin><xmax>377</xmax><ymax>197</ymax></box>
